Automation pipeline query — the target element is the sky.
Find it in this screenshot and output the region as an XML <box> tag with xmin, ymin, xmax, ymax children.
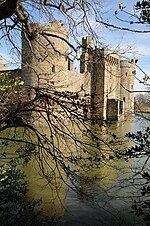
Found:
<box><xmin>0</xmin><ymin>0</ymin><xmax>149</xmax><ymax>92</ymax></box>
<box><xmin>98</xmin><ymin>0</ymin><xmax>150</xmax><ymax>92</ymax></box>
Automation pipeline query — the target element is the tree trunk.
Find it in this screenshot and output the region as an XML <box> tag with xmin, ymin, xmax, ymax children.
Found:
<box><xmin>0</xmin><ymin>0</ymin><xmax>19</xmax><ymax>20</ymax></box>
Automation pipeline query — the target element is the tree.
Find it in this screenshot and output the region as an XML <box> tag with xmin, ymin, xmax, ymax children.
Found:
<box><xmin>135</xmin><ymin>0</ymin><xmax>150</xmax><ymax>24</ymax></box>
<box><xmin>0</xmin><ymin>0</ymin><xmax>19</xmax><ymax>20</ymax></box>
<box><xmin>111</xmin><ymin>1</ymin><xmax>150</xmax><ymax>224</ymax></box>
<box><xmin>98</xmin><ymin>0</ymin><xmax>150</xmax><ymax>33</ymax></box>
<box><xmin>0</xmin><ymin>160</ymin><xmax>57</xmax><ymax>226</ymax></box>
<box><xmin>134</xmin><ymin>93</ymin><xmax>147</xmax><ymax>112</ymax></box>
<box><xmin>0</xmin><ymin>1</ymin><xmax>116</xmax><ymax>223</ymax></box>
<box><xmin>125</xmin><ymin>127</ymin><xmax>150</xmax><ymax>224</ymax></box>
<box><xmin>0</xmin><ymin>1</ymin><xmax>150</xmax><ymax>225</ymax></box>
<box><xmin>0</xmin><ymin>0</ymin><xmax>118</xmax><ymax>188</ymax></box>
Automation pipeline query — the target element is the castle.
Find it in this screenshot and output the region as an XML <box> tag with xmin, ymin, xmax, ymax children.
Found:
<box><xmin>0</xmin><ymin>21</ymin><xmax>135</xmax><ymax>121</ymax></box>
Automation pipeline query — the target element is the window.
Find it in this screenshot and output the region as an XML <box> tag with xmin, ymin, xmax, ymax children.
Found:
<box><xmin>68</xmin><ymin>60</ymin><xmax>71</xmax><ymax>70</ymax></box>
<box><xmin>126</xmin><ymin>72</ymin><xmax>127</xmax><ymax>77</ymax></box>
<box><xmin>52</xmin><ymin>65</ymin><xmax>55</xmax><ymax>73</ymax></box>
<box><xmin>123</xmin><ymin>97</ymin><xmax>125</xmax><ymax>102</ymax></box>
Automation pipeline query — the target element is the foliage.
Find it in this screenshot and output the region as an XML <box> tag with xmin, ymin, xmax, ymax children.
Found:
<box><xmin>125</xmin><ymin>127</ymin><xmax>150</xmax><ymax>224</ymax></box>
<box><xmin>126</xmin><ymin>127</ymin><xmax>150</xmax><ymax>158</ymax></box>
<box><xmin>0</xmin><ymin>71</ymin><xmax>24</xmax><ymax>94</ymax></box>
<box><xmin>0</xmin><ymin>72</ymin><xmax>26</xmax><ymax>127</ymax></box>
<box><xmin>135</xmin><ymin>1</ymin><xmax>150</xmax><ymax>23</ymax></box>
<box><xmin>115</xmin><ymin>0</ymin><xmax>150</xmax><ymax>26</ymax></box>
<box><xmin>0</xmin><ymin>1</ymin><xmax>150</xmax><ymax>225</ymax></box>
<box><xmin>0</xmin><ymin>160</ymin><xmax>57</xmax><ymax>226</ymax></box>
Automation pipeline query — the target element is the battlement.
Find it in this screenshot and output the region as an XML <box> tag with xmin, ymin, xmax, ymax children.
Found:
<box><xmin>30</xmin><ymin>21</ymin><xmax>68</xmax><ymax>40</ymax></box>
<box><xmin>82</xmin><ymin>36</ymin><xmax>93</xmax><ymax>49</ymax></box>
<box><xmin>44</xmin><ymin>21</ymin><xmax>68</xmax><ymax>32</ymax></box>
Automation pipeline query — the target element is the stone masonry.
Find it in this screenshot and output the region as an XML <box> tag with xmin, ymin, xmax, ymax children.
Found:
<box><xmin>0</xmin><ymin>21</ymin><xmax>135</xmax><ymax>121</ymax></box>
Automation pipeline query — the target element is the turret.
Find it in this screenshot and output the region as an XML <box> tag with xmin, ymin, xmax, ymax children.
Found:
<box><xmin>120</xmin><ymin>60</ymin><xmax>135</xmax><ymax>114</ymax></box>
<box><xmin>80</xmin><ymin>36</ymin><xmax>93</xmax><ymax>73</ymax></box>
<box><xmin>22</xmin><ymin>21</ymin><xmax>69</xmax><ymax>87</ymax></box>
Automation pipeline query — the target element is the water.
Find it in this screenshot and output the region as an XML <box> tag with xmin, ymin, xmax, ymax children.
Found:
<box><xmin>1</xmin><ymin>113</ymin><xmax>150</xmax><ymax>225</ymax></box>
<box><xmin>59</xmin><ymin>114</ymin><xmax>150</xmax><ymax>226</ymax></box>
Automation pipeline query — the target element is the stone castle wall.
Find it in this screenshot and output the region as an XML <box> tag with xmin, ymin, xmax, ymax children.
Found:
<box><xmin>0</xmin><ymin>21</ymin><xmax>135</xmax><ymax>121</ymax></box>
<box><xmin>79</xmin><ymin>34</ymin><xmax>135</xmax><ymax>120</ymax></box>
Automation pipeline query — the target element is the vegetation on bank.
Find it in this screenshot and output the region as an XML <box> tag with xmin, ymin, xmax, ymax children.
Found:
<box><xmin>0</xmin><ymin>160</ymin><xmax>57</xmax><ymax>226</ymax></box>
<box><xmin>0</xmin><ymin>1</ymin><xmax>150</xmax><ymax>225</ymax></box>
<box><xmin>134</xmin><ymin>93</ymin><xmax>150</xmax><ymax>113</ymax></box>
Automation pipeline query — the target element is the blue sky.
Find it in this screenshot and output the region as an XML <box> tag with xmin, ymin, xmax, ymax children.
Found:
<box><xmin>98</xmin><ymin>0</ymin><xmax>150</xmax><ymax>91</ymax></box>
<box><xmin>0</xmin><ymin>0</ymin><xmax>149</xmax><ymax>91</ymax></box>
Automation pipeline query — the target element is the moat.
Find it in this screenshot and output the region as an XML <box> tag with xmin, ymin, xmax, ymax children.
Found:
<box><xmin>22</xmin><ymin>113</ymin><xmax>150</xmax><ymax>226</ymax></box>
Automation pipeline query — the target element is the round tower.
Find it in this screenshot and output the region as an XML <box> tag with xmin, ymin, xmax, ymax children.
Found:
<box><xmin>120</xmin><ymin>60</ymin><xmax>135</xmax><ymax>114</ymax></box>
<box><xmin>22</xmin><ymin>21</ymin><xmax>68</xmax><ymax>87</ymax></box>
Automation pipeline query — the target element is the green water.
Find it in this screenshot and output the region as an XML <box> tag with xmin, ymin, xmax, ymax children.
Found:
<box><xmin>1</xmin><ymin>114</ymin><xmax>150</xmax><ymax>225</ymax></box>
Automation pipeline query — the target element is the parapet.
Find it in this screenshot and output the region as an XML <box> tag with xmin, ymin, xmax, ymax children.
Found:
<box><xmin>44</xmin><ymin>21</ymin><xmax>68</xmax><ymax>31</ymax></box>
<box><xmin>120</xmin><ymin>60</ymin><xmax>135</xmax><ymax>68</ymax></box>
<box><xmin>31</xmin><ymin>21</ymin><xmax>68</xmax><ymax>40</ymax></box>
